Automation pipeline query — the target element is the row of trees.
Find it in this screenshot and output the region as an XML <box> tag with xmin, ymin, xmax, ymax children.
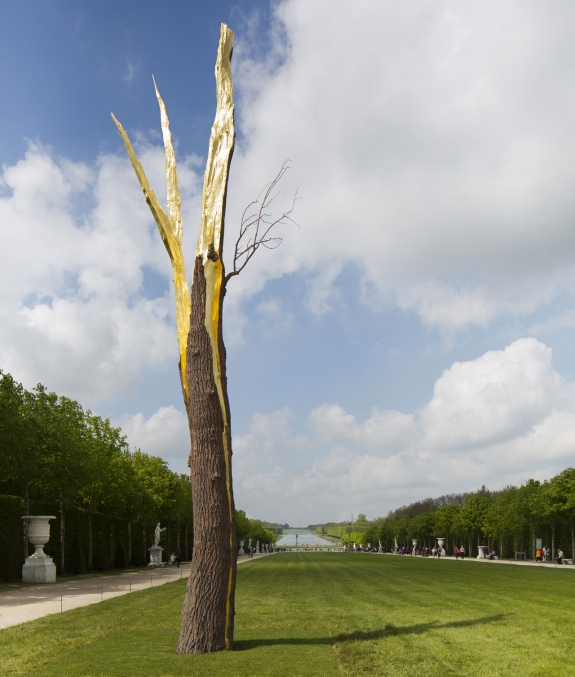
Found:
<box><xmin>0</xmin><ymin>371</ymin><xmax>193</xmax><ymax>573</ymax></box>
<box><xmin>235</xmin><ymin>510</ymin><xmax>279</xmax><ymax>547</ymax></box>
<box><xmin>340</xmin><ymin>471</ymin><xmax>575</xmax><ymax>560</ymax></box>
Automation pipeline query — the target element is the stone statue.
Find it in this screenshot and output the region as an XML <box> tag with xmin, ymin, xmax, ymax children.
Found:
<box><xmin>154</xmin><ymin>522</ymin><xmax>166</xmax><ymax>547</ymax></box>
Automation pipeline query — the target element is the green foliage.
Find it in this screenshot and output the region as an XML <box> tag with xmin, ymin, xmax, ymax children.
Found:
<box><xmin>0</xmin><ymin>371</ymin><xmax>194</xmax><ymax>576</ymax></box>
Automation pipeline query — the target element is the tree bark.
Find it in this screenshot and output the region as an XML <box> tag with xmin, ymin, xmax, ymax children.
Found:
<box><xmin>109</xmin><ymin>521</ymin><xmax>114</xmax><ymax>569</ymax></box>
<box><xmin>177</xmin><ymin>256</ymin><xmax>237</xmax><ymax>654</ymax></box>
<box><xmin>22</xmin><ymin>484</ymin><xmax>29</xmax><ymax>564</ymax></box>
<box><xmin>87</xmin><ymin>509</ymin><xmax>93</xmax><ymax>572</ymax></box>
<box><xmin>128</xmin><ymin>521</ymin><xmax>132</xmax><ymax>565</ymax></box>
<box><xmin>59</xmin><ymin>496</ymin><xmax>65</xmax><ymax>576</ymax></box>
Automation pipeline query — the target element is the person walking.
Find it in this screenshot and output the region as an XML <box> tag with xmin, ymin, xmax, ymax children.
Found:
<box><xmin>460</xmin><ymin>546</ymin><xmax>466</xmax><ymax>560</ymax></box>
<box><xmin>454</xmin><ymin>546</ymin><xmax>459</xmax><ymax>560</ymax></box>
<box><xmin>175</xmin><ymin>547</ymin><xmax>181</xmax><ymax>567</ymax></box>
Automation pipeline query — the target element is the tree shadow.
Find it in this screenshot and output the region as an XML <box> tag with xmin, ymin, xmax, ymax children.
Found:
<box><xmin>233</xmin><ymin>614</ymin><xmax>507</xmax><ymax>651</ymax></box>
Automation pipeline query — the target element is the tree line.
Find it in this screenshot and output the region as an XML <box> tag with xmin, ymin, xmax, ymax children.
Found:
<box><xmin>235</xmin><ymin>510</ymin><xmax>279</xmax><ymax>547</ymax></box>
<box><xmin>0</xmin><ymin>370</ymin><xmax>194</xmax><ymax>574</ymax></box>
<box><xmin>331</xmin><ymin>472</ymin><xmax>575</xmax><ymax>561</ymax></box>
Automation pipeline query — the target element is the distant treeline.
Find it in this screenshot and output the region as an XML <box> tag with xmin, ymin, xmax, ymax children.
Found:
<box><xmin>315</xmin><ymin>472</ymin><xmax>575</xmax><ymax>560</ymax></box>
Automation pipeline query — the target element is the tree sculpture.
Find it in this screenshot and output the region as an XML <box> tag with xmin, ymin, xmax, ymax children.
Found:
<box><xmin>112</xmin><ymin>23</ymin><xmax>294</xmax><ymax>653</ymax></box>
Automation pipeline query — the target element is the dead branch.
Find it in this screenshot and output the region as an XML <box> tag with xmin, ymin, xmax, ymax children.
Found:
<box><xmin>224</xmin><ymin>160</ymin><xmax>299</xmax><ymax>284</ymax></box>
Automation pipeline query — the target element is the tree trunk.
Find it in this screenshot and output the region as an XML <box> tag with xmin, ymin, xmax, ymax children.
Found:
<box><xmin>142</xmin><ymin>521</ymin><xmax>147</xmax><ymax>564</ymax></box>
<box><xmin>114</xmin><ymin>21</ymin><xmax>237</xmax><ymax>654</ymax></box>
<box><xmin>87</xmin><ymin>509</ymin><xmax>93</xmax><ymax>572</ymax></box>
<box><xmin>177</xmin><ymin>254</ymin><xmax>237</xmax><ymax>654</ymax></box>
<box><xmin>185</xmin><ymin>524</ymin><xmax>189</xmax><ymax>560</ymax></box>
<box><xmin>168</xmin><ymin>518</ymin><xmax>171</xmax><ymax>558</ymax></box>
<box><xmin>128</xmin><ymin>521</ymin><xmax>132</xmax><ymax>565</ymax></box>
<box><xmin>177</xmin><ymin>515</ymin><xmax>181</xmax><ymax>548</ymax></box>
<box><xmin>109</xmin><ymin>521</ymin><xmax>114</xmax><ymax>569</ymax></box>
<box><xmin>551</xmin><ymin>525</ymin><xmax>555</xmax><ymax>562</ymax></box>
<box><xmin>532</xmin><ymin>525</ymin><xmax>536</xmax><ymax>560</ymax></box>
<box><xmin>499</xmin><ymin>530</ymin><xmax>503</xmax><ymax>559</ymax></box>
<box><xmin>59</xmin><ymin>496</ymin><xmax>65</xmax><ymax>576</ymax></box>
<box><xmin>22</xmin><ymin>484</ymin><xmax>29</xmax><ymax>564</ymax></box>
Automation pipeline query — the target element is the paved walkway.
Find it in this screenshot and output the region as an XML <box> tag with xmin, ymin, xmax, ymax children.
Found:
<box><xmin>383</xmin><ymin>552</ymin><xmax>575</xmax><ymax>569</ymax></box>
<box><xmin>0</xmin><ymin>553</ymin><xmax>273</xmax><ymax>630</ymax></box>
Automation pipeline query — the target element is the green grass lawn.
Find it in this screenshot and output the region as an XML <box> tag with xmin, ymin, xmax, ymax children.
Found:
<box><xmin>1</xmin><ymin>553</ymin><xmax>574</xmax><ymax>676</ymax></box>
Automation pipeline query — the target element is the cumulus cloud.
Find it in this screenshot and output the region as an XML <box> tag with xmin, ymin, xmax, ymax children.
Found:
<box><xmin>116</xmin><ymin>405</ymin><xmax>190</xmax><ymax>473</ymax></box>
<box><xmin>0</xmin><ymin>141</ymin><xmax>202</xmax><ymax>404</ymax></box>
<box><xmin>232</xmin><ymin>338</ymin><xmax>575</xmax><ymax>523</ymax></box>
<box><xmin>225</xmin><ymin>0</ymin><xmax>575</xmax><ymax>333</ymax></box>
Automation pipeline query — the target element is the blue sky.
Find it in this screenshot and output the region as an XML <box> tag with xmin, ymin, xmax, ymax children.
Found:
<box><xmin>2</xmin><ymin>1</ymin><xmax>575</xmax><ymax>525</ymax></box>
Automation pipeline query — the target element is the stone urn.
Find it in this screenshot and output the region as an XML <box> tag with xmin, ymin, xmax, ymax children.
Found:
<box><xmin>238</xmin><ymin>539</ymin><xmax>245</xmax><ymax>556</ymax></box>
<box><xmin>22</xmin><ymin>516</ymin><xmax>57</xmax><ymax>583</ymax></box>
<box><xmin>412</xmin><ymin>539</ymin><xmax>418</xmax><ymax>554</ymax></box>
<box><xmin>437</xmin><ymin>538</ymin><xmax>445</xmax><ymax>556</ymax></box>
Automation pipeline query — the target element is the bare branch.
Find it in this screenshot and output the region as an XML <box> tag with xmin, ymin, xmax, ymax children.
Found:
<box><xmin>225</xmin><ymin>160</ymin><xmax>299</xmax><ymax>284</ymax></box>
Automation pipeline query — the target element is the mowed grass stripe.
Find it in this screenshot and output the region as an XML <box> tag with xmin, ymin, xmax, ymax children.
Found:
<box><xmin>1</xmin><ymin>553</ymin><xmax>574</xmax><ymax>676</ymax></box>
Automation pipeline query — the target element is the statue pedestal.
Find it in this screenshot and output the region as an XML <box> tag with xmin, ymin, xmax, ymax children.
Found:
<box><xmin>22</xmin><ymin>556</ymin><xmax>56</xmax><ymax>583</ymax></box>
<box><xmin>148</xmin><ymin>545</ymin><xmax>164</xmax><ymax>567</ymax></box>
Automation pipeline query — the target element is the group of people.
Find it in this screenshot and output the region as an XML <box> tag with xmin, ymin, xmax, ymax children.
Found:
<box><xmin>168</xmin><ymin>549</ymin><xmax>182</xmax><ymax>567</ymax></box>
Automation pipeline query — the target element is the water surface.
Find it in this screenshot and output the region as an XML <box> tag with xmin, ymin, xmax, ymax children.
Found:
<box><xmin>276</xmin><ymin>530</ymin><xmax>333</xmax><ymax>546</ymax></box>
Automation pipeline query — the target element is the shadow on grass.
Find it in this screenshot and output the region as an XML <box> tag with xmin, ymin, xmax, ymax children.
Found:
<box><xmin>234</xmin><ymin>614</ymin><xmax>507</xmax><ymax>651</ymax></box>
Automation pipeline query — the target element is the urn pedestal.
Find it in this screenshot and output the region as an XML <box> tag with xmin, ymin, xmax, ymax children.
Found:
<box><xmin>437</xmin><ymin>538</ymin><xmax>446</xmax><ymax>556</ymax></box>
<box><xmin>148</xmin><ymin>545</ymin><xmax>164</xmax><ymax>567</ymax></box>
<box><xmin>21</xmin><ymin>516</ymin><xmax>57</xmax><ymax>584</ymax></box>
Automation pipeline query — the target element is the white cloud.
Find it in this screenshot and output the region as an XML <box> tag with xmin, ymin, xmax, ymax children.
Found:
<box><xmin>232</xmin><ymin>338</ymin><xmax>575</xmax><ymax>523</ymax></box>
<box><xmin>116</xmin><ymin>405</ymin><xmax>190</xmax><ymax>473</ymax></box>
<box><xmin>226</xmin><ymin>0</ymin><xmax>575</xmax><ymax>332</ymax></box>
<box><xmin>0</xmin><ymin>141</ymin><xmax>202</xmax><ymax>404</ymax></box>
